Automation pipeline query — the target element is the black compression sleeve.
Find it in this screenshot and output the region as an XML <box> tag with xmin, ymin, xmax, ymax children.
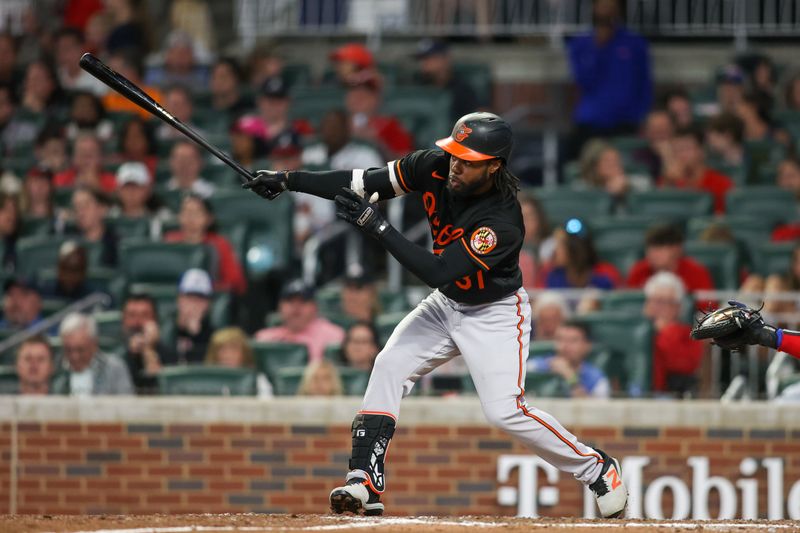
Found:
<box><xmin>379</xmin><ymin>226</ymin><xmax>473</xmax><ymax>287</ymax></box>
<box><xmin>287</xmin><ymin>170</ymin><xmax>351</xmax><ymax>200</ymax></box>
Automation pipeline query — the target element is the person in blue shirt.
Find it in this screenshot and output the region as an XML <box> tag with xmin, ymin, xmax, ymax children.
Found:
<box><xmin>530</xmin><ymin>320</ymin><xmax>610</xmax><ymax>398</ymax></box>
<box><xmin>567</xmin><ymin>0</ymin><xmax>653</xmax><ymax>156</ymax></box>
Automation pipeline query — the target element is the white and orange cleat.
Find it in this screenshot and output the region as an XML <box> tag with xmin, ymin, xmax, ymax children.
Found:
<box><xmin>588</xmin><ymin>448</ymin><xmax>628</xmax><ymax>518</ymax></box>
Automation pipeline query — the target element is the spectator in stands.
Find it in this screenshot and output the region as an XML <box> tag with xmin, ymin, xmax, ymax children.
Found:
<box><xmin>661</xmin><ymin>86</ymin><xmax>694</xmax><ymax>128</ymax></box>
<box><xmin>328</xmin><ymin>42</ymin><xmax>374</xmax><ymax>86</ymax></box>
<box><xmin>643</xmin><ymin>271</ymin><xmax>703</xmax><ymax>396</ymax></box>
<box><xmin>171</xmin><ymin>268</ymin><xmax>214</xmax><ymax>364</ymax></box>
<box><xmin>705</xmin><ymin>112</ymin><xmax>745</xmax><ymax>167</ymax></box>
<box><xmin>15</xmin><ymin>335</ymin><xmax>54</xmax><ymax>395</ymax></box>
<box><xmin>0</xmin><ymin>84</ymin><xmax>38</xmax><ymax>155</ymax></box>
<box><xmin>635</xmin><ymin>108</ymin><xmax>675</xmax><ymax>179</ymax></box>
<box><xmin>344</xmin><ymin>71</ymin><xmax>414</xmax><ymax>158</ymax></box>
<box><xmin>736</xmin><ymin>91</ymin><xmax>789</xmax><ymax>145</ymax></box>
<box><xmin>156</xmin><ymin>84</ymin><xmax>202</xmax><ymax>141</ymax></box>
<box><xmin>269</xmin><ymin>131</ymin><xmax>303</xmax><ymax>171</ymax></box>
<box><xmin>229</xmin><ymin>115</ymin><xmax>269</xmax><ymax>170</ymax></box>
<box><xmin>532</xmin><ymin>291</ymin><xmax>570</xmax><ymax>342</ymax></box>
<box><xmin>20</xmin><ymin>60</ymin><xmax>62</xmax><ymax>117</ymax></box>
<box><xmin>113</xmin><ymin>162</ymin><xmax>159</xmax><ymax>223</ymax></box>
<box><xmin>340</xmin><ymin>266</ymin><xmax>380</xmax><ymax>323</ymax></box>
<box><xmin>579</xmin><ymin>139</ymin><xmax>648</xmax><ymax>210</ymax></box>
<box><xmin>53</xmin><ymin>313</ymin><xmax>134</xmax><ymax>395</ymax></box>
<box><xmin>339</xmin><ymin>322</ymin><xmax>380</xmax><ymax>371</ymax></box>
<box><xmin>782</xmin><ymin>71</ymin><xmax>800</xmax><ymax>111</ymax></box>
<box><xmin>255</xmin><ymin>279</ymin><xmax>345</xmax><ymax>362</ymax></box>
<box><xmin>253</xmin><ymin>76</ymin><xmax>311</xmax><ymax>149</ymax></box>
<box><xmin>545</xmin><ymin>229</ymin><xmax>618</xmax><ymax>290</ymax></box>
<box><xmin>210</xmin><ymin>57</ymin><xmax>251</xmax><ymax>117</ymax></box>
<box><xmin>84</xmin><ymin>11</ymin><xmax>112</xmax><ymax>56</ymax></box>
<box><xmin>54</xmin><ymin>133</ymin><xmax>117</xmax><ymax>193</ymax></box>
<box><xmin>297</xmin><ymin>360</ymin><xmax>343</xmax><ymax>396</ymax></box>
<box><xmin>54</xmin><ymin>28</ymin><xmax>106</xmax><ymax>96</ymax></box>
<box><xmin>33</xmin><ymin>126</ymin><xmax>68</xmax><ymax>174</ymax></box>
<box><xmin>105</xmin><ymin>0</ymin><xmax>146</xmax><ymax>55</ymax></box>
<box><xmin>626</xmin><ymin>224</ymin><xmax>714</xmax><ymax>294</ymax></box>
<box><xmin>659</xmin><ymin>125</ymin><xmax>734</xmax><ymax>213</ymax></box>
<box><xmin>530</xmin><ymin>320</ymin><xmax>610</xmax><ymax>398</ymax></box>
<box><xmin>247</xmin><ymin>48</ymin><xmax>284</xmax><ymax>90</ymax></box>
<box><xmin>69</xmin><ymin>187</ymin><xmax>118</xmax><ymax>267</ymax></box>
<box><xmin>21</xmin><ymin>167</ymin><xmax>54</xmax><ymax>219</ymax></box>
<box><xmin>164</xmin><ymin>194</ymin><xmax>246</xmax><ymax>295</ymax></box>
<box><xmin>0</xmin><ymin>277</ymin><xmax>42</xmax><ymax>331</ymax></box>
<box><xmin>413</xmin><ymin>38</ymin><xmax>481</xmax><ymax>122</ymax></box>
<box><xmin>741</xmin><ymin>243</ymin><xmax>800</xmax><ymax>314</ymax></box>
<box><xmin>64</xmin><ymin>91</ymin><xmax>114</xmax><ymax>143</ymax></box>
<box><xmin>519</xmin><ymin>192</ymin><xmax>554</xmax><ymax>288</ymax></box>
<box><xmin>740</xmin><ymin>53</ymin><xmax>778</xmax><ymax>104</ymax></box>
<box><xmin>566</xmin><ymin>0</ymin><xmax>652</xmax><ymax>156</ymax></box>
<box><xmin>121</xmin><ymin>293</ymin><xmax>174</xmax><ymax>392</ymax></box>
<box><xmin>146</xmin><ymin>31</ymin><xmax>208</xmax><ymax>89</ymax></box>
<box><xmin>303</xmin><ymin>109</ymin><xmax>384</xmax><ymax>170</ymax></box>
<box><xmin>104</xmin><ymin>51</ymin><xmax>163</xmax><ymax>120</ymax></box>
<box><xmin>0</xmin><ymin>33</ymin><xmax>22</xmax><ymax>89</ymax></box>
<box><xmin>39</xmin><ymin>241</ymin><xmax>95</xmax><ymax>303</ymax></box>
<box><xmin>0</xmin><ymin>192</ymin><xmax>20</xmax><ymax>272</ymax></box>
<box><xmin>205</xmin><ymin>327</ymin><xmax>272</xmax><ymax>397</ymax></box>
<box><xmin>714</xmin><ymin>64</ymin><xmax>746</xmax><ymax>116</ymax></box>
<box><xmin>776</xmin><ymin>156</ymin><xmax>800</xmax><ymax>201</ymax></box>
<box><xmin>63</xmin><ymin>0</ymin><xmax>104</xmax><ymax>32</ymax></box>
<box><xmin>114</xmin><ymin>116</ymin><xmax>158</xmax><ymax>177</ymax></box>
<box><xmin>166</xmin><ymin>141</ymin><xmax>214</xmax><ymax>198</ymax></box>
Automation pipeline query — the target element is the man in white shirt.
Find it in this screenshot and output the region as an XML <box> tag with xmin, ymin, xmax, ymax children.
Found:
<box><xmin>166</xmin><ymin>141</ymin><xmax>215</xmax><ymax>198</ymax></box>
<box><xmin>302</xmin><ymin>109</ymin><xmax>383</xmax><ymax>170</ymax></box>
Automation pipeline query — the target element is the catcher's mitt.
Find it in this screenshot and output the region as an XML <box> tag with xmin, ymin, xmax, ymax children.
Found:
<box><xmin>691</xmin><ymin>301</ymin><xmax>777</xmax><ymax>351</ymax></box>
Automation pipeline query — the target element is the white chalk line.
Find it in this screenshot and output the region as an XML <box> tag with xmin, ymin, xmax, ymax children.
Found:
<box><xmin>43</xmin><ymin>516</ymin><xmax>798</xmax><ymax>533</ymax></box>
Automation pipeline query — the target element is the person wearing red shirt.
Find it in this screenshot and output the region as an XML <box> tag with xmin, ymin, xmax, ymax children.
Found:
<box><xmin>344</xmin><ymin>70</ymin><xmax>414</xmax><ymax>158</ymax></box>
<box><xmin>627</xmin><ymin>224</ymin><xmax>714</xmax><ymax>294</ymax></box>
<box><xmin>659</xmin><ymin>125</ymin><xmax>734</xmax><ymax>214</ymax></box>
<box><xmin>164</xmin><ymin>194</ymin><xmax>247</xmax><ymax>296</ymax></box>
<box><xmin>643</xmin><ymin>271</ymin><xmax>704</xmax><ymax>395</ymax></box>
<box><xmin>54</xmin><ymin>133</ymin><xmax>116</xmax><ymax>193</ymax></box>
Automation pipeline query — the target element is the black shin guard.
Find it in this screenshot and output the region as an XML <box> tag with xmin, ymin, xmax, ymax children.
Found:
<box><xmin>348</xmin><ymin>413</ymin><xmax>396</xmax><ymax>493</ymax></box>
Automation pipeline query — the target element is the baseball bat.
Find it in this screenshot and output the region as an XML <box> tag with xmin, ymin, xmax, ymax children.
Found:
<box><xmin>79</xmin><ymin>53</ymin><xmax>254</xmax><ymax>184</ymax></box>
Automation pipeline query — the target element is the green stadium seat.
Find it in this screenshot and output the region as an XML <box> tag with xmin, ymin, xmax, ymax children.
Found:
<box><xmin>120</xmin><ymin>241</ymin><xmax>210</xmax><ymax>285</ymax></box>
<box><xmin>320</xmin><ymin>311</ymin><xmax>358</xmax><ymax>330</ymax></box>
<box><xmin>684</xmin><ymin>241</ymin><xmax>740</xmax><ymax>290</ymax></box>
<box><xmin>609</xmin><ymin>136</ymin><xmax>648</xmax><ymax>164</ymax></box>
<box><xmin>575</xmin><ymin>312</ymin><xmax>653</xmax><ymax>397</ymax></box>
<box><xmin>706</xmin><ymin>159</ymin><xmax>746</xmax><ymax>185</ymax></box>
<box><xmin>340</xmin><ymin>367</ymin><xmax>370</xmax><ymax>396</ymax></box>
<box><xmin>157</xmin><ymin>366</ymin><xmax>258</xmax><ymax>396</ymax></box>
<box><xmin>532</xmin><ymin>188</ymin><xmax>612</xmax><ymax>227</ymax></box>
<box><xmin>53</xmin><ymin>187</ymin><xmax>75</xmax><ymax>210</ymax></box>
<box><xmin>588</xmin><ymin>216</ymin><xmax>660</xmax><ymax>249</ymax></box>
<box><xmin>686</xmin><ymin>215</ymin><xmax>774</xmax><ymax>245</ymax></box>
<box><xmin>19</xmin><ymin>217</ymin><xmax>52</xmax><ymax>238</ymax></box>
<box><xmin>626</xmin><ymin>190</ymin><xmax>713</xmax><ymax>220</ymax></box>
<box><xmin>107</xmin><ymin>217</ymin><xmax>150</xmax><ymax>241</ymax></box>
<box><xmin>289</xmin><ymin>87</ymin><xmax>345</xmax><ymax>127</ymax></box>
<box><xmin>595</xmin><ymin>241</ymin><xmax>643</xmax><ymax>279</ymax></box>
<box><xmin>274</xmin><ymin>366</ymin><xmax>305</xmax><ymax>395</ymax></box>
<box><xmin>744</xmin><ymin>140</ymin><xmax>786</xmax><ymax>180</ymax></box>
<box><xmin>154</xmin><ymin>187</ymin><xmax>185</xmax><ymax>214</ymax></box>
<box><xmin>452</xmin><ymin>63</ymin><xmax>492</xmax><ymax>107</ymax></box>
<box><xmin>4</xmin><ymin>156</ymin><xmax>36</xmax><ymax>176</ymax></box>
<box><xmin>324</xmin><ymin>344</ymin><xmax>343</xmax><ymax>364</ymax></box>
<box><xmin>251</xmin><ymin>342</ymin><xmax>308</xmax><ymax>384</ymax></box>
<box><xmin>725</xmin><ymin>187</ymin><xmax>797</xmax><ymax>225</ymax></box>
<box><xmin>779</xmin><ymin>373</ymin><xmax>800</xmax><ymax>395</ymax></box>
<box><xmin>529</xmin><ymin>340</ymin><xmax>555</xmax><ymax>358</ymax></box>
<box><xmin>216</xmin><ymin>220</ymin><xmax>248</xmax><ymax>264</ymax></box>
<box><xmin>382</xmin><ymin>87</ymin><xmax>452</xmax><ymax>149</ymax></box>
<box><xmin>15</xmin><ymin>236</ymin><xmax>68</xmax><ymax>279</ymax></box>
<box><xmin>524</xmin><ymin>371</ymin><xmax>570</xmax><ymax>398</ymax></box>
<box><xmin>0</xmin><ymin>366</ymin><xmax>18</xmax><ymax>394</ymax></box>
<box><xmin>600</xmin><ymin>291</ymin><xmax>646</xmax><ymax>314</ymax></box>
<box><xmin>752</xmin><ymin>241</ymin><xmax>796</xmax><ymax>277</ymax></box>
<box><xmin>375</xmin><ymin>311</ymin><xmax>408</xmax><ymax>345</ymax></box>
<box><xmin>95</xmin><ymin>310</ymin><xmax>122</xmax><ymax>339</ymax></box>
<box><xmin>282</xmin><ymin>63</ymin><xmax>312</xmax><ymax>88</ymax></box>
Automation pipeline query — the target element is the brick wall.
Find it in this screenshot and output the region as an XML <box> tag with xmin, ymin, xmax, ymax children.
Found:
<box><xmin>1</xmin><ymin>405</ymin><xmax>798</xmax><ymax>518</ymax></box>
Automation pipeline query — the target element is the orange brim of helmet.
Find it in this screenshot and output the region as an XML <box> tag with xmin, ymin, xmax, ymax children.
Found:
<box><xmin>435</xmin><ymin>136</ymin><xmax>495</xmax><ymax>161</ymax></box>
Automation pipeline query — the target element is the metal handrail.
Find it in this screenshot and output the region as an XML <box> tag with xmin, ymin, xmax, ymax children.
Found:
<box><xmin>0</xmin><ymin>292</ymin><xmax>112</xmax><ymax>355</ymax></box>
<box><xmin>301</xmin><ymin>220</ymin><xmax>358</xmax><ymax>285</ymax></box>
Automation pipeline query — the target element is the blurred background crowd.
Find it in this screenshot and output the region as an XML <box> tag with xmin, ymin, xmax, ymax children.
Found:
<box><xmin>2</xmin><ymin>0</ymin><xmax>800</xmax><ymax>402</ymax></box>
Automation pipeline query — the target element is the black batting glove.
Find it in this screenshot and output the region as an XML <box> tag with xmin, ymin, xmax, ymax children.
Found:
<box><xmin>335</xmin><ymin>188</ymin><xmax>390</xmax><ymax>239</ymax></box>
<box><xmin>242</xmin><ymin>170</ymin><xmax>288</xmax><ymax>200</ymax></box>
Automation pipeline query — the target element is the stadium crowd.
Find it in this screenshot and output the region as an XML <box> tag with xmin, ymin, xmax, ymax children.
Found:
<box><xmin>1</xmin><ymin>0</ymin><xmax>799</xmax><ymax>400</ymax></box>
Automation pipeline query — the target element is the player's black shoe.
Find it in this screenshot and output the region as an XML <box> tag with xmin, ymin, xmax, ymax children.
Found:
<box><xmin>588</xmin><ymin>448</ymin><xmax>627</xmax><ymax>518</ymax></box>
<box><xmin>329</xmin><ymin>477</ymin><xmax>383</xmax><ymax>516</ymax></box>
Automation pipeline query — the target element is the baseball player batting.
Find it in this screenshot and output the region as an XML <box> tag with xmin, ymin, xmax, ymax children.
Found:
<box><xmin>244</xmin><ymin>112</ymin><xmax>628</xmax><ymax>518</ymax></box>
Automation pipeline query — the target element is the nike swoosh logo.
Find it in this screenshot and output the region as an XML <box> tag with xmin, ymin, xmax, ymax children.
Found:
<box><xmin>432</xmin><ymin>171</ymin><xmax>445</xmax><ymax>180</ymax></box>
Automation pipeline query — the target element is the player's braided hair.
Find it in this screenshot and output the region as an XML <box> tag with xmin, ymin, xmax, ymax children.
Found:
<box><xmin>493</xmin><ymin>164</ymin><xmax>520</xmax><ymax>199</ymax></box>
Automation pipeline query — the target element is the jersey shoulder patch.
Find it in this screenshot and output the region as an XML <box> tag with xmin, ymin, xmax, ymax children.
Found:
<box><xmin>469</xmin><ymin>226</ymin><xmax>498</xmax><ymax>255</ymax></box>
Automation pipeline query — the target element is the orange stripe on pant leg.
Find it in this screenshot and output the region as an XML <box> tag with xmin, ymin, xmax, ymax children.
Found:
<box><xmin>513</xmin><ymin>292</ymin><xmax>603</xmax><ymax>464</ymax></box>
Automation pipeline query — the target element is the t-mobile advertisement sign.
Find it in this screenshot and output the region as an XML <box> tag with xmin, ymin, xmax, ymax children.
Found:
<box><xmin>497</xmin><ymin>455</ymin><xmax>800</xmax><ymax>519</ymax></box>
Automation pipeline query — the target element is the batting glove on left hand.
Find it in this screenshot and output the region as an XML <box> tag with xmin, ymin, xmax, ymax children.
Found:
<box><xmin>335</xmin><ymin>188</ymin><xmax>389</xmax><ymax>239</ymax></box>
<box><xmin>242</xmin><ymin>170</ymin><xmax>288</xmax><ymax>200</ymax></box>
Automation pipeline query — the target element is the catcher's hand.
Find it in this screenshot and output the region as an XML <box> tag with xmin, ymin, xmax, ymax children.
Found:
<box><xmin>335</xmin><ymin>188</ymin><xmax>389</xmax><ymax>238</ymax></box>
<box><xmin>242</xmin><ymin>170</ymin><xmax>288</xmax><ymax>200</ymax></box>
<box><xmin>691</xmin><ymin>301</ymin><xmax>778</xmax><ymax>351</ymax></box>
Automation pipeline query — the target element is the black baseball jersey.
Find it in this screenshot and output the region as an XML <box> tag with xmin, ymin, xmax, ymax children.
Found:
<box><xmin>389</xmin><ymin>149</ymin><xmax>524</xmax><ymax>304</ymax></box>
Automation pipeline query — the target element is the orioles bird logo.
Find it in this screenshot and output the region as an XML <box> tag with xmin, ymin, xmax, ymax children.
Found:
<box><xmin>454</xmin><ymin>125</ymin><xmax>473</xmax><ymax>142</ymax></box>
<box><xmin>470</xmin><ymin>226</ymin><xmax>497</xmax><ymax>255</ymax></box>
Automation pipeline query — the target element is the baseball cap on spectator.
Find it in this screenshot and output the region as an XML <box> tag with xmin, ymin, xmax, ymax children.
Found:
<box><xmin>716</xmin><ymin>64</ymin><xmax>745</xmax><ymax>85</ymax></box>
<box><xmin>260</xmin><ymin>76</ymin><xmax>288</xmax><ymax>99</ymax></box>
<box><xmin>116</xmin><ymin>162</ymin><xmax>150</xmax><ymax>187</ymax></box>
<box><xmin>269</xmin><ymin>130</ymin><xmax>302</xmax><ymax>159</ymax></box>
<box><xmin>329</xmin><ymin>43</ymin><xmax>374</xmax><ymax>70</ymax></box>
<box><xmin>344</xmin><ymin>263</ymin><xmax>374</xmax><ymax>287</ymax></box>
<box><xmin>230</xmin><ymin>115</ymin><xmax>269</xmax><ymax>140</ymax></box>
<box><xmin>4</xmin><ymin>276</ymin><xmax>39</xmax><ymax>293</ymax></box>
<box><xmin>413</xmin><ymin>38</ymin><xmax>449</xmax><ymax>59</ymax></box>
<box><xmin>178</xmin><ymin>268</ymin><xmax>213</xmax><ymax>298</ymax></box>
<box><xmin>280</xmin><ymin>279</ymin><xmax>315</xmax><ymax>301</ymax></box>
